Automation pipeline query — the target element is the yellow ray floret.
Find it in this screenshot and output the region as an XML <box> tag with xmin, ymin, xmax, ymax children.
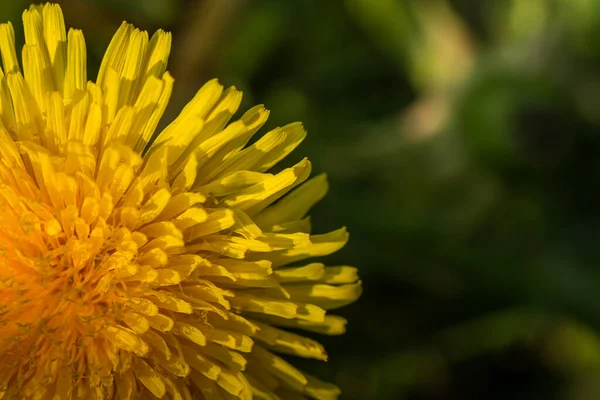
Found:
<box><xmin>0</xmin><ymin>3</ymin><xmax>361</xmax><ymax>400</ymax></box>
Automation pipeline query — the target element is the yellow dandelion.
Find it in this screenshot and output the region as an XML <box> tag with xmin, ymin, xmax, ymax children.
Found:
<box><xmin>0</xmin><ymin>3</ymin><xmax>361</xmax><ymax>400</ymax></box>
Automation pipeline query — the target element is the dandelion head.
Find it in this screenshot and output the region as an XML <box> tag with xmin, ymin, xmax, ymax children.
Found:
<box><xmin>0</xmin><ymin>4</ymin><xmax>361</xmax><ymax>399</ymax></box>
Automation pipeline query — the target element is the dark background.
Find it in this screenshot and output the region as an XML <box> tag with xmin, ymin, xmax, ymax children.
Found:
<box><xmin>5</xmin><ymin>0</ymin><xmax>600</xmax><ymax>398</ymax></box>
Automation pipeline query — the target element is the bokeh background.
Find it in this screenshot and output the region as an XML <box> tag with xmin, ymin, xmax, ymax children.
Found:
<box><xmin>5</xmin><ymin>0</ymin><xmax>600</xmax><ymax>398</ymax></box>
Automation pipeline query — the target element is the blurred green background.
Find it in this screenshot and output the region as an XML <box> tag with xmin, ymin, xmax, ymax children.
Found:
<box><xmin>6</xmin><ymin>0</ymin><xmax>600</xmax><ymax>398</ymax></box>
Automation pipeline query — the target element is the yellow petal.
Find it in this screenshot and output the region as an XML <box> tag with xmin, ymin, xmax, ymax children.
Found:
<box><xmin>182</xmin><ymin>345</ymin><xmax>221</xmax><ymax>380</ymax></box>
<box><xmin>252</xmin><ymin>321</ymin><xmax>328</xmax><ymax>360</ymax></box>
<box><xmin>197</xmin><ymin>170</ymin><xmax>271</xmax><ymax>198</ymax></box>
<box><xmin>304</xmin><ymin>372</ymin><xmax>342</xmax><ymax>400</ymax></box>
<box><xmin>0</xmin><ymin>70</ymin><xmax>15</xmax><ymax>131</ymax></box>
<box><xmin>158</xmin><ymin>192</ymin><xmax>206</xmax><ymax>221</ymax></box>
<box><xmin>250</xmin><ymin>314</ymin><xmax>348</xmax><ymax>336</ymax></box>
<box><xmin>205</xmin><ymin>328</ymin><xmax>253</xmax><ymax>352</ymax></box>
<box><xmin>274</xmin><ymin>263</ymin><xmax>325</xmax><ymax>283</ymax></box>
<box><xmin>118</xmin><ymin>28</ymin><xmax>148</xmax><ymax>107</ymax></box>
<box><xmin>284</xmin><ymin>282</ymin><xmax>363</xmax><ymax>310</ymax></box>
<box><xmin>139</xmin><ymin>187</ymin><xmax>171</xmax><ymax>225</ymax></box>
<box><xmin>172</xmin><ymin>207</ymin><xmax>208</xmax><ymax>231</ymax></box>
<box><xmin>218</xmin><ymin>259</ymin><xmax>272</xmax><ymax>275</ymax></box>
<box><xmin>133</xmin><ymin>358</ymin><xmax>166</xmax><ymax>398</ymax></box>
<box><xmin>249</xmin><ymin>346</ymin><xmax>307</xmax><ymax>392</ymax></box>
<box><xmin>137</xmin><ymin>71</ymin><xmax>173</xmax><ymax>153</ymax></box>
<box><xmin>217</xmin><ymin>368</ymin><xmax>251</xmax><ymax>398</ymax></box>
<box><xmin>142</xmin><ymin>29</ymin><xmax>171</xmax><ymax>82</ymax></box>
<box><xmin>263</xmin><ymin>227</ymin><xmax>349</xmax><ymax>268</ymax></box>
<box><xmin>152</xmin><ymin>79</ymin><xmax>222</xmax><ymax>151</ymax></box>
<box><xmin>321</xmin><ymin>266</ymin><xmax>359</xmax><ymax>284</ymax></box>
<box><xmin>222</xmin><ymin>158</ymin><xmax>311</xmax><ymax>216</ymax></box>
<box><xmin>22</xmin><ymin>44</ymin><xmax>52</xmax><ymax>111</ymax></box>
<box><xmin>164</xmin><ymin>376</ymin><xmax>192</xmax><ymax>400</ymax></box>
<box><xmin>42</xmin><ymin>3</ymin><xmax>67</xmax><ymax>94</ymax></box>
<box><xmin>101</xmin><ymin>325</ymin><xmax>148</xmax><ymax>356</ymax></box>
<box><xmin>255</xmin><ymin>173</ymin><xmax>328</xmax><ymax>229</ymax></box>
<box><xmin>138</xmin><ymin>221</ymin><xmax>183</xmax><ymax>239</ymax></box>
<box><xmin>7</xmin><ymin>72</ymin><xmax>43</xmax><ymax>142</ymax></box>
<box><xmin>44</xmin><ymin>91</ymin><xmax>66</xmax><ymax>153</ymax></box>
<box><xmin>147</xmin><ymin>290</ymin><xmax>193</xmax><ymax>314</ymax></box>
<box><xmin>173</xmin><ymin>321</ymin><xmax>207</xmax><ymax>346</ymax></box>
<box><xmin>189</xmin><ymin>371</ymin><xmax>222</xmax><ymax>399</ymax></box>
<box><xmin>186</xmin><ymin>209</ymin><xmax>235</xmax><ymax>241</ymax></box>
<box><xmin>0</xmin><ymin>23</ymin><xmax>19</xmax><ymax>74</ymax></box>
<box><xmin>128</xmin><ymin>74</ymin><xmax>164</xmax><ymax>151</ymax></box>
<box><xmin>146</xmin><ymin>313</ymin><xmax>175</xmax><ymax>332</ymax></box>
<box><xmin>213</xmin><ymin>122</ymin><xmax>306</xmax><ymax>177</ymax></box>
<box><xmin>121</xmin><ymin>311</ymin><xmax>150</xmax><ymax>335</ymax></box>
<box><xmin>230</xmin><ymin>293</ymin><xmax>297</xmax><ymax>319</ymax></box>
<box><xmin>144</xmin><ymin>329</ymin><xmax>171</xmax><ymax>360</ymax></box>
<box><xmin>115</xmin><ymin>369</ymin><xmax>138</xmax><ymax>400</ymax></box>
<box><xmin>97</xmin><ymin>21</ymin><xmax>132</xmax><ymax>90</ymax></box>
<box><xmin>64</xmin><ymin>28</ymin><xmax>86</xmax><ymax>99</ymax></box>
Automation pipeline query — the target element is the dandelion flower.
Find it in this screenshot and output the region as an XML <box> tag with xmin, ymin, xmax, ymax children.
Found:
<box><xmin>0</xmin><ymin>3</ymin><xmax>361</xmax><ymax>399</ymax></box>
